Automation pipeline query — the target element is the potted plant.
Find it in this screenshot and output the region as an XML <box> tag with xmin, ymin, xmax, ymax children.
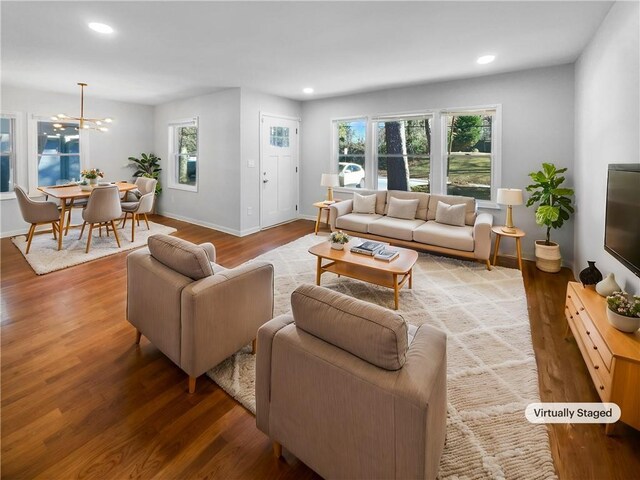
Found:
<box><xmin>329</xmin><ymin>231</ymin><xmax>350</xmax><ymax>250</ymax></box>
<box><xmin>606</xmin><ymin>291</ymin><xmax>640</xmax><ymax>333</ymax></box>
<box><xmin>81</xmin><ymin>168</ymin><xmax>104</xmax><ymax>186</ymax></box>
<box><xmin>128</xmin><ymin>153</ymin><xmax>162</xmax><ymax>196</ymax></box>
<box><xmin>525</xmin><ymin>163</ymin><xmax>574</xmax><ymax>273</ymax></box>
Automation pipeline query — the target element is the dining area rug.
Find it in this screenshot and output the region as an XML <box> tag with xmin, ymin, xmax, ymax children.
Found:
<box><xmin>11</xmin><ymin>221</ymin><xmax>176</xmax><ymax>275</ymax></box>
<box><xmin>208</xmin><ymin>233</ymin><xmax>557</xmax><ymax>480</ymax></box>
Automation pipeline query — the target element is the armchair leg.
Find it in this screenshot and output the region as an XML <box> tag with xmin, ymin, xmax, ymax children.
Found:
<box><xmin>131</xmin><ymin>213</ymin><xmax>136</xmax><ymax>242</ymax></box>
<box><xmin>135</xmin><ymin>329</ymin><xmax>142</xmax><ymax>344</ymax></box>
<box><xmin>143</xmin><ymin>213</ymin><xmax>150</xmax><ymax>229</ymax></box>
<box><xmin>188</xmin><ymin>376</ymin><xmax>197</xmax><ymax>394</ymax></box>
<box><xmin>79</xmin><ymin>221</ymin><xmax>86</xmax><ymax>240</ymax></box>
<box><xmin>485</xmin><ymin>259</ymin><xmax>491</xmax><ymax>271</ymax></box>
<box><xmin>273</xmin><ymin>441</ymin><xmax>282</xmax><ymax>459</ymax></box>
<box><xmin>251</xmin><ymin>338</ymin><xmax>257</xmax><ymax>355</ymax></box>
<box><xmin>25</xmin><ymin>224</ymin><xmax>36</xmax><ymax>254</ymax></box>
<box><xmin>111</xmin><ymin>220</ymin><xmax>121</xmax><ymax>248</ymax></box>
<box><xmin>51</xmin><ymin>222</ymin><xmax>57</xmax><ymax>240</ymax></box>
<box><xmin>85</xmin><ymin>224</ymin><xmax>94</xmax><ymax>253</ymax></box>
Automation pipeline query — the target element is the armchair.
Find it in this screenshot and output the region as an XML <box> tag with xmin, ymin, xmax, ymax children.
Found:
<box><xmin>256</xmin><ymin>284</ymin><xmax>447</xmax><ymax>480</ymax></box>
<box><xmin>127</xmin><ymin>234</ymin><xmax>274</xmax><ymax>393</ymax></box>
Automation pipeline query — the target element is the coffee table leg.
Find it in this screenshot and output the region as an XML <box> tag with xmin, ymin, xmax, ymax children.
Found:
<box><xmin>393</xmin><ymin>273</ymin><xmax>399</xmax><ymax>310</ymax></box>
<box><xmin>408</xmin><ymin>269</ymin><xmax>413</xmax><ymax>289</ymax></box>
<box><xmin>316</xmin><ymin>257</ymin><xmax>322</xmax><ymax>285</ymax></box>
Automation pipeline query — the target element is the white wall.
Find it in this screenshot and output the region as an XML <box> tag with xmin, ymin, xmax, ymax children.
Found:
<box><xmin>301</xmin><ymin>65</ymin><xmax>576</xmax><ymax>263</ymax></box>
<box><xmin>153</xmin><ymin>88</ymin><xmax>242</xmax><ymax>234</ymax></box>
<box><xmin>239</xmin><ymin>89</ymin><xmax>301</xmax><ymax>234</ymax></box>
<box><xmin>0</xmin><ymin>85</ymin><xmax>153</xmax><ymax>236</ymax></box>
<box><xmin>574</xmin><ymin>1</ymin><xmax>640</xmax><ymax>294</ymax></box>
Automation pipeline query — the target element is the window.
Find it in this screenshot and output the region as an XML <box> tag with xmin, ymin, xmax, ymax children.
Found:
<box><xmin>335</xmin><ymin>119</ymin><xmax>366</xmax><ymax>188</ymax></box>
<box><xmin>270</xmin><ymin>126</ymin><xmax>290</xmax><ymax>147</ymax></box>
<box><xmin>375</xmin><ymin>116</ymin><xmax>431</xmax><ymax>192</ymax></box>
<box><xmin>36</xmin><ymin>120</ymin><xmax>80</xmax><ymax>186</ymax></box>
<box><xmin>168</xmin><ymin>118</ymin><xmax>198</xmax><ymax>191</ymax></box>
<box><xmin>443</xmin><ymin>109</ymin><xmax>497</xmax><ymax>201</ymax></box>
<box><xmin>1</xmin><ymin>115</ymin><xmax>16</xmax><ymax>193</ymax></box>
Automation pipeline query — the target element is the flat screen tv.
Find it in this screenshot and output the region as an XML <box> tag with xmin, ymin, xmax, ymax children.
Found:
<box><xmin>604</xmin><ymin>164</ymin><xmax>640</xmax><ymax>277</ymax></box>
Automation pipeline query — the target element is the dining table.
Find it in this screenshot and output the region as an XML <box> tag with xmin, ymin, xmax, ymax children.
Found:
<box><xmin>38</xmin><ymin>182</ymin><xmax>138</xmax><ymax>251</ymax></box>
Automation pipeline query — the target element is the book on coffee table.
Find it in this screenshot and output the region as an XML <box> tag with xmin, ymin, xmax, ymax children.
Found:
<box><xmin>350</xmin><ymin>240</ymin><xmax>386</xmax><ymax>256</ymax></box>
<box><xmin>374</xmin><ymin>248</ymin><xmax>399</xmax><ymax>262</ymax></box>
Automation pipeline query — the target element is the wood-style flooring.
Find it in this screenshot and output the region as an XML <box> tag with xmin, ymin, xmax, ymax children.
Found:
<box><xmin>1</xmin><ymin>216</ymin><xmax>638</xmax><ymax>479</ymax></box>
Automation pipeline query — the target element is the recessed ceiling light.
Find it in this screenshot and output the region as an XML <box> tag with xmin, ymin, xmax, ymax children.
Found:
<box><xmin>477</xmin><ymin>55</ymin><xmax>496</xmax><ymax>65</ymax></box>
<box><xmin>302</xmin><ymin>87</ymin><xmax>314</xmax><ymax>94</ymax></box>
<box><xmin>88</xmin><ymin>22</ymin><xmax>114</xmax><ymax>34</ymax></box>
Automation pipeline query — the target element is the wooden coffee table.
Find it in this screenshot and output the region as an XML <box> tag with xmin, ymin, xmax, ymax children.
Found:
<box><xmin>308</xmin><ymin>239</ymin><xmax>418</xmax><ymax>310</ymax></box>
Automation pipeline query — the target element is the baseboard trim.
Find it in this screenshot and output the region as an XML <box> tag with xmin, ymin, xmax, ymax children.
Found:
<box><xmin>1</xmin><ymin>228</ymin><xmax>27</xmax><ymax>239</ymax></box>
<box><xmin>160</xmin><ymin>212</ymin><xmax>243</xmax><ymax>237</ymax></box>
<box><xmin>298</xmin><ymin>214</ymin><xmax>317</xmax><ymax>221</ymax></box>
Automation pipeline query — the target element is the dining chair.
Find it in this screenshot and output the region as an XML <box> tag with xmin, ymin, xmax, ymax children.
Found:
<box><xmin>14</xmin><ymin>185</ymin><xmax>62</xmax><ymax>254</ymax></box>
<box><xmin>79</xmin><ymin>185</ymin><xmax>123</xmax><ymax>253</ymax></box>
<box><xmin>121</xmin><ymin>178</ymin><xmax>157</xmax><ymax>242</ymax></box>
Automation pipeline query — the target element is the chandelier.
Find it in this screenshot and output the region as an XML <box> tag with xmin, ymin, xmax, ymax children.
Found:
<box><xmin>51</xmin><ymin>83</ymin><xmax>112</xmax><ymax>132</ymax></box>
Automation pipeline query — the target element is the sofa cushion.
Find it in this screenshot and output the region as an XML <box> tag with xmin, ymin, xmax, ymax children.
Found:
<box><xmin>368</xmin><ymin>216</ymin><xmax>426</xmax><ymax>241</ymax></box>
<box><xmin>387</xmin><ymin>197</ymin><xmax>420</xmax><ymax>220</ymax></box>
<box><xmin>413</xmin><ymin>221</ymin><xmax>474</xmax><ymax>252</ymax></box>
<box><xmin>427</xmin><ymin>194</ymin><xmax>476</xmax><ymax>226</ymax></box>
<box><xmin>352</xmin><ymin>193</ymin><xmax>377</xmax><ymax>214</ymax></box>
<box><xmin>148</xmin><ymin>234</ymin><xmax>213</xmax><ymax>280</ymax></box>
<box><xmin>374</xmin><ymin>191</ymin><xmax>388</xmax><ymax>215</ymax></box>
<box><xmin>385</xmin><ymin>190</ymin><xmax>430</xmax><ymax>220</ymax></box>
<box><xmin>435</xmin><ymin>201</ymin><xmax>466</xmax><ymax>227</ymax></box>
<box><xmin>336</xmin><ymin>213</ymin><xmax>383</xmax><ymax>233</ymax></box>
<box><xmin>291</xmin><ymin>284</ymin><xmax>408</xmax><ymax>370</ymax></box>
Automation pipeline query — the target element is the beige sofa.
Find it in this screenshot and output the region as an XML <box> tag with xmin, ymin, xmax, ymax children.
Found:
<box><xmin>329</xmin><ymin>190</ymin><xmax>494</xmax><ymax>269</ymax></box>
<box><xmin>256</xmin><ymin>284</ymin><xmax>447</xmax><ymax>480</ymax></box>
<box><xmin>127</xmin><ymin>234</ymin><xmax>274</xmax><ymax>393</ymax></box>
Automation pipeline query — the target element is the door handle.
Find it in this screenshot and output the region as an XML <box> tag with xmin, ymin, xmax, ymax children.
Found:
<box><xmin>263</xmin><ymin>179</ymin><xmax>269</xmax><ymax>183</ymax></box>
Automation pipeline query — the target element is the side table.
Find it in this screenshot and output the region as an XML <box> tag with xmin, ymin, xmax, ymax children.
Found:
<box><xmin>313</xmin><ymin>201</ymin><xmax>334</xmax><ymax>235</ymax></box>
<box><xmin>492</xmin><ymin>226</ymin><xmax>526</xmax><ymax>270</ymax></box>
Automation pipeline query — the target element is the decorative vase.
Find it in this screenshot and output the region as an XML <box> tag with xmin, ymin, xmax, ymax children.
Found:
<box><xmin>534</xmin><ymin>241</ymin><xmax>561</xmax><ymax>273</ymax></box>
<box><xmin>579</xmin><ymin>261</ymin><xmax>603</xmax><ymax>287</ymax></box>
<box><xmin>606</xmin><ymin>308</ymin><xmax>640</xmax><ymax>333</ymax></box>
<box><xmin>596</xmin><ymin>273</ymin><xmax>621</xmax><ymax>297</ymax></box>
<box><xmin>89</xmin><ymin>177</ymin><xmax>98</xmax><ymax>186</ymax></box>
<box><xmin>331</xmin><ymin>242</ymin><xmax>345</xmax><ymax>251</ymax></box>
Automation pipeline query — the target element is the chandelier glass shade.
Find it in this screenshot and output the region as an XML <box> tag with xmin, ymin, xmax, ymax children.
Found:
<box><xmin>51</xmin><ymin>83</ymin><xmax>112</xmax><ymax>132</ymax></box>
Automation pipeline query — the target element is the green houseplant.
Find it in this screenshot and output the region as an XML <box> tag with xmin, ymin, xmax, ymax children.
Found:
<box><xmin>525</xmin><ymin>163</ymin><xmax>574</xmax><ymax>273</ymax></box>
<box><xmin>329</xmin><ymin>231</ymin><xmax>351</xmax><ymax>250</ymax></box>
<box><xmin>128</xmin><ymin>153</ymin><xmax>162</xmax><ymax>196</ymax></box>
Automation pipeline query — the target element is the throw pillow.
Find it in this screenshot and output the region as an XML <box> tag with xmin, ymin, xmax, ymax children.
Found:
<box><xmin>435</xmin><ymin>201</ymin><xmax>466</xmax><ymax>227</ymax></box>
<box><xmin>387</xmin><ymin>197</ymin><xmax>419</xmax><ymax>220</ymax></box>
<box><xmin>352</xmin><ymin>192</ymin><xmax>377</xmax><ymax>214</ymax></box>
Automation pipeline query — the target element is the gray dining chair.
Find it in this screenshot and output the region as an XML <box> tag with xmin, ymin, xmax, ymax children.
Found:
<box><xmin>121</xmin><ymin>177</ymin><xmax>157</xmax><ymax>242</ymax></box>
<box><xmin>79</xmin><ymin>185</ymin><xmax>123</xmax><ymax>253</ymax></box>
<box><xmin>14</xmin><ymin>185</ymin><xmax>61</xmax><ymax>254</ymax></box>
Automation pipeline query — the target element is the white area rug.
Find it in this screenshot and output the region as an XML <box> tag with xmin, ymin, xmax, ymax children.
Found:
<box><xmin>208</xmin><ymin>234</ymin><xmax>556</xmax><ymax>479</ymax></box>
<box><xmin>11</xmin><ymin>221</ymin><xmax>177</xmax><ymax>275</ymax></box>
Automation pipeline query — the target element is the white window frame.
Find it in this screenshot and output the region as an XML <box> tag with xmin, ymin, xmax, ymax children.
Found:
<box><xmin>0</xmin><ymin>112</ymin><xmax>24</xmax><ymax>200</ymax></box>
<box><xmin>27</xmin><ymin>114</ymin><xmax>87</xmax><ymax>196</ymax></box>
<box><xmin>168</xmin><ymin>117</ymin><xmax>199</xmax><ymax>193</ymax></box>
<box><xmin>371</xmin><ymin>112</ymin><xmax>434</xmax><ymax>192</ymax></box>
<box><xmin>439</xmin><ymin>105</ymin><xmax>502</xmax><ymax>208</ymax></box>
<box><xmin>331</xmin><ymin>116</ymin><xmax>371</xmax><ymax>190</ymax></box>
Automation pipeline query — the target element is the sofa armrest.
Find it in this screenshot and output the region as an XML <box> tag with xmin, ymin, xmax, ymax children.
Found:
<box><xmin>180</xmin><ymin>261</ymin><xmax>274</xmax><ymax>377</ymax></box>
<box><xmin>473</xmin><ymin>212</ymin><xmax>494</xmax><ymax>260</ymax></box>
<box><xmin>329</xmin><ymin>199</ymin><xmax>353</xmax><ymax>231</ymax></box>
<box><xmin>199</xmin><ymin>242</ymin><xmax>216</xmax><ymax>263</ymax></box>
<box><xmin>256</xmin><ymin>314</ymin><xmax>295</xmax><ymax>435</ymax></box>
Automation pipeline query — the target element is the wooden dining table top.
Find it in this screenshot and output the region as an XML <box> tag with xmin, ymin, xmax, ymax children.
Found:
<box><xmin>38</xmin><ymin>181</ymin><xmax>138</xmax><ymax>200</ymax></box>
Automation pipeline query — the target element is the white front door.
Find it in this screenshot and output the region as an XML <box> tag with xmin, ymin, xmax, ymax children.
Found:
<box><xmin>260</xmin><ymin>115</ymin><xmax>299</xmax><ymax>228</ymax></box>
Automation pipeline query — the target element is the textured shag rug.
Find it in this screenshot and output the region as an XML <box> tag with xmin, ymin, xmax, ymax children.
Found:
<box><xmin>208</xmin><ymin>233</ymin><xmax>556</xmax><ymax>479</ymax></box>
<box><xmin>11</xmin><ymin>221</ymin><xmax>177</xmax><ymax>275</ymax></box>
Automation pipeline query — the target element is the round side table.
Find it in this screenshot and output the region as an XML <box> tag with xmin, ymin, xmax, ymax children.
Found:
<box><xmin>313</xmin><ymin>201</ymin><xmax>334</xmax><ymax>234</ymax></box>
<box><xmin>492</xmin><ymin>226</ymin><xmax>526</xmax><ymax>270</ymax></box>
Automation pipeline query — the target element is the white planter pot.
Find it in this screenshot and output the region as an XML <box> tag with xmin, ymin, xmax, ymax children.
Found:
<box><xmin>534</xmin><ymin>241</ymin><xmax>561</xmax><ymax>273</ymax></box>
<box><xmin>606</xmin><ymin>308</ymin><xmax>640</xmax><ymax>333</ymax></box>
<box><xmin>330</xmin><ymin>242</ymin><xmax>345</xmax><ymax>250</ymax></box>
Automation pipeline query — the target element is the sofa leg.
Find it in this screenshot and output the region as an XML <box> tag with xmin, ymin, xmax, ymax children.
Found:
<box><xmin>135</xmin><ymin>329</ymin><xmax>142</xmax><ymax>344</ymax></box>
<box><xmin>251</xmin><ymin>338</ymin><xmax>257</xmax><ymax>355</ymax></box>
<box><xmin>273</xmin><ymin>441</ymin><xmax>282</xmax><ymax>459</ymax></box>
<box><xmin>188</xmin><ymin>376</ymin><xmax>196</xmax><ymax>394</ymax></box>
<box><xmin>485</xmin><ymin>259</ymin><xmax>491</xmax><ymax>271</ymax></box>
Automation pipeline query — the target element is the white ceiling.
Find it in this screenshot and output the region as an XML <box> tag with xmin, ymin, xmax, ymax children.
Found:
<box><xmin>1</xmin><ymin>1</ymin><xmax>613</xmax><ymax>105</ymax></box>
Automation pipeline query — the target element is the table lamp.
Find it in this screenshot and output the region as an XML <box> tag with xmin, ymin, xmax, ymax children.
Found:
<box><xmin>320</xmin><ymin>173</ymin><xmax>339</xmax><ymax>202</ymax></box>
<box><xmin>497</xmin><ymin>188</ymin><xmax>524</xmax><ymax>234</ymax></box>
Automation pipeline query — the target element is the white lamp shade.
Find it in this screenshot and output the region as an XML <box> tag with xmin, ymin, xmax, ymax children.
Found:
<box><xmin>497</xmin><ymin>188</ymin><xmax>523</xmax><ymax>206</ymax></box>
<box><xmin>321</xmin><ymin>173</ymin><xmax>339</xmax><ymax>187</ymax></box>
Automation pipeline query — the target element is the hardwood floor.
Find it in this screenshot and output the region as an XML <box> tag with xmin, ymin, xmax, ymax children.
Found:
<box><xmin>1</xmin><ymin>216</ymin><xmax>638</xmax><ymax>479</ymax></box>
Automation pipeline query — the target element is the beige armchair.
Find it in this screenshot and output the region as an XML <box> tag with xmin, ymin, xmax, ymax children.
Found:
<box><xmin>121</xmin><ymin>177</ymin><xmax>157</xmax><ymax>241</ymax></box>
<box><xmin>126</xmin><ymin>234</ymin><xmax>274</xmax><ymax>394</ymax></box>
<box><xmin>79</xmin><ymin>185</ymin><xmax>122</xmax><ymax>253</ymax></box>
<box><xmin>14</xmin><ymin>185</ymin><xmax>61</xmax><ymax>254</ymax></box>
<box><xmin>256</xmin><ymin>284</ymin><xmax>447</xmax><ymax>480</ymax></box>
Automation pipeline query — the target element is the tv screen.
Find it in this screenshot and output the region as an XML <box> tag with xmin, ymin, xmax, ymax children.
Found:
<box><xmin>604</xmin><ymin>164</ymin><xmax>640</xmax><ymax>277</ymax></box>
